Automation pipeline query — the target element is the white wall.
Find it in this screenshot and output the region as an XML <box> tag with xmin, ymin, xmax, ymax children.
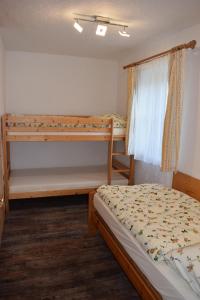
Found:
<box><xmin>178</xmin><ymin>48</ymin><xmax>200</xmax><ymax>179</ymax></box>
<box><xmin>118</xmin><ymin>23</ymin><xmax>200</xmax><ymax>184</ymax></box>
<box><xmin>6</xmin><ymin>51</ymin><xmax>119</xmax><ymax>169</ymax></box>
<box><xmin>0</xmin><ymin>36</ymin><xmax>5</xmax><ymax>200</ymax></box>
<box><xmin>0</xmin><ymin>37</ymin><xmax>5</xmax><ymax>115</ymax></box>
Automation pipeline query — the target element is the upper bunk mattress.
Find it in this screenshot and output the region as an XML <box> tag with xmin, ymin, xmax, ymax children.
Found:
<box><xmin>7</xmin><ymin>114</ymin><xmax>126</xmax><ymax>137</ymax></box>
<box><xmin>8</xmin><ymin>128</ymin><xmax>125</xmax><ymax>136</ymax></box>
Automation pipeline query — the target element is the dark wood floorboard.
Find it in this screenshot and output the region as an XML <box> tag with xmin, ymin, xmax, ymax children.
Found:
<box><xmin>0</xmin><ymin>196</ymin><xmax>141</xmax><ymax>300</ymax></box>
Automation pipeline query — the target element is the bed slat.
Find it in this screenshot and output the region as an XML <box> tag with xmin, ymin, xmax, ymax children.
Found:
<box><xmin>5</xmin><ymin>114</ymin><xmax>112</xmax><ymax>125</ymax></box>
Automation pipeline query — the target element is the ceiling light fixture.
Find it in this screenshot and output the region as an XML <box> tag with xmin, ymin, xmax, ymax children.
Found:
<box><xmin>118</xmin><ymin>27</ymin><xmax>130</xmax><ymax>37</ymax></box>
<box><xmin>73</xmin><ymin>14</ymin><xmax>130</xmax><ymax>38</ymax></box>
<box><xmin>96</xmin><ymin>24</ymin><xmax>107</xmax><ymax>36</ymax></box>
<box><xmin>73</xmin><ymin>19</ymin><xmax>83</xmax><ymax>33</ymax></box>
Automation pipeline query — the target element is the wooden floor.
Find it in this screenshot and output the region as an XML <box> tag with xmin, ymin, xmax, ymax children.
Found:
<box><xmin>0</xmin><ymin>196</ymin><xmax>140</xmax><ymax>300</ymax></box>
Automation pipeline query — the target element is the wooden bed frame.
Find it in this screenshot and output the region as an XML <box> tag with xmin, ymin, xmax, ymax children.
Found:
<box><xmin>88</xmin><ymin>172</ymin><xmax>200</xmax><ymax>300</ymax></box>
<box><xmin>2</xmin><ymin>114</ymin><xmax>125</xmax><ymax>142</ymax></box>
<box><xmin>2</xmin><ymin>114</ymin><xmax>134</xmax><ymax>204</ymax></box>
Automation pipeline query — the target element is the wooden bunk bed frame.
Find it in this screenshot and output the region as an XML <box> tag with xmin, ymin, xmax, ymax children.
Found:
<box><xmin>2</xmin><ymin>113</ymin><xmax>134</xmax><ymax>203</ymax></box>
<box><xmin>88</xmin><ymin>172</ymin><xmax>200</xmax><ymax>300</ymax></box>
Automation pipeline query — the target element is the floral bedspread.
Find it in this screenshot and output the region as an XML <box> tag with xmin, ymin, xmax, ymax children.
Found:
<box><xmin>8</xmin><ymin>114</ymin><xmax>126</xmax><ymax>129</ymax></box>
<box><xmin>98</xmin><ymin>114</ymin><xmax>126</xmax><ymax>128</ymax></box>
<box><xmin>97</xmin><ymin>184</ymin><xmax>200</xmax><ymax>295</ymax></box>
<box><xmin>97</xmin><ymin>184</ymin><xmax>200</xmax><ymax>262</ymax></box>
<box><xmin>165</xmin><ymin>243</ymin><xmax>200</xmax><ymax>296</ymax></box>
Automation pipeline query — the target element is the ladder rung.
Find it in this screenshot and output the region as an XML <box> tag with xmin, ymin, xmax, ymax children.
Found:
<box><xmin>112</xmin><ymin>168</ymin><xmax>130</xmax><ymax>173</ymax></box>
<box><xmin>112</xmin><ymin>152</ymin><xmax>126</xmax><ymax>156</ymax></box>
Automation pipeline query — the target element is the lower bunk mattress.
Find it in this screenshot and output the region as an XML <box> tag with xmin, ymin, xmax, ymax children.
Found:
<box><xmin>94</xmin><ymin>189</ymin><xmax>200</xmax><ymax>300</ymax></box>
<box><xmin>9</xmin><ymin>165</ymin><xmax>128</xmax><ymax>195</ymax></box>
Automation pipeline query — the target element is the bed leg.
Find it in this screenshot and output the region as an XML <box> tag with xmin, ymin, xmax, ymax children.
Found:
<box><xmin>88</xmin><ymin>191</ymin><xmax>97</xmax><ymax>235</ymax></box>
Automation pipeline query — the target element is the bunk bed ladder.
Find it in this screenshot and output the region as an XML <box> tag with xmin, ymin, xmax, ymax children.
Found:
<box><xmin>108</xmin><ymin>127</ymin><xmax>134</xmax><ymax>185</ymax></box>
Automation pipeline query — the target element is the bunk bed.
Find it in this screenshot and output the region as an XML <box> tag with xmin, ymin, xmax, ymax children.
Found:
<box><xmin>2</xmin><ymin>113</ymin><xmax>134</xmax><ymax>202</ymax></box>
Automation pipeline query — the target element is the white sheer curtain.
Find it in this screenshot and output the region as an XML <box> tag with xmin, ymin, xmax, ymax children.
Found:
<box><xmin>128</xmin><ymin>55</ymin><xmax>169</xmax><ymax>166</ymax></box>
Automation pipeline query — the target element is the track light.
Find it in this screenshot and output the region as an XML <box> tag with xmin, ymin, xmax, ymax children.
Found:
<box><xmin>73</xmin><ymin>20</ymin><xmax>83</xmax><ymax>33</ymax></box>
<box><xmin>73</xmin><ymin>14</ymin><xmax>130</xmax><ymax>38</ymax></box>
<box><xmin>96</xmin><ymin>24</ymin><xmax>107</xmax><ymax>37</ymax></box>
<box><xmin>118</xmin><ymin>27</ymin><xmax>130</xmax><ymax>37</ymax></box>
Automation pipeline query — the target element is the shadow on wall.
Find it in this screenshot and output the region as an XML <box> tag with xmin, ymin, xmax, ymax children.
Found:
<box><xmin>134</xmin><ymin>160</ymin><xmax>172</xmax><ymax>187</ymax></box>
<box><xmin>179</xmin><ymin>48</ymin><xmax>200</xmax><ymax>178</ymax></box>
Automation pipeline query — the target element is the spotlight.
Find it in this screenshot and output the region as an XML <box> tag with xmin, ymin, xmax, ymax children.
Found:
<box><xmin>96</xmin><ymin>24</ymin><xmax>107</xmax><ymax>36</ymax></box>
<box><xmin>118</xmin><ymin>27</ymin><xmax>130</xmax><ymax>37</ymax></box>
<box><xmin>74</xmin><ymin>20</ymin><xmax>83</xmax><ymax>33</ymax></box>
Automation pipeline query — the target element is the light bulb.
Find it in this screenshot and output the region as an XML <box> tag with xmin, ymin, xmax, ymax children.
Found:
<box><xmin>96</xmin><ymin>24</ymin><xmax>107</xmax><ymax>36</ymax></box>
<box><xmin>74</xmin><ymin>21</ymin><xmax>83</xmax><ymax>33</ymax></box>
<box><xmin>118</xmin><ymin>28</ymin><xmax>130</xmax><ymax>37</ymax></box>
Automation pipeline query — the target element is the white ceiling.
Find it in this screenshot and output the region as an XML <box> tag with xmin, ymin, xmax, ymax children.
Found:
<box><xmin>0</xmin><ymin>0</ymin><xmax>200</xmax><ymax>60</ymax></box>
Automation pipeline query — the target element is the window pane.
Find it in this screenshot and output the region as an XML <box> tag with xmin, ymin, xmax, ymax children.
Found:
<box><xmin>130</xmin><ymin>56</ymin><xmax>169</xmax><ymax>166</ymax></box>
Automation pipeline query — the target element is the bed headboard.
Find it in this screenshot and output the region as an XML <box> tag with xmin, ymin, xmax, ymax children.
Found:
<box><xmin>172</xmin><ymin>172</ymin><xmax>200</xmax><ymax>201</ymax></box>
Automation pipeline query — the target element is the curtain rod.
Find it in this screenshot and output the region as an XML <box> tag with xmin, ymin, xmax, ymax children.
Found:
<box><xmin>123</xmin><ymin>40</ymin><xmax>197</xmax><ymax>70</ymax></box>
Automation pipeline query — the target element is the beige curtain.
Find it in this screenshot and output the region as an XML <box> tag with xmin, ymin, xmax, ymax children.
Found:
<box><xmin>161</xmin><ymin>50</ymin><xmax>183</xmax><ymax>171</ymax></box>
<box><xmin>125</xmin><ymin>67</ymin><xmax>137</xmax><ymax>154</ymax></box>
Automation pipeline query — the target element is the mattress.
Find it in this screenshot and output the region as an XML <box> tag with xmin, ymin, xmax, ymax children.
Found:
<box><xmin>7</xmin><ymin>127</ymin><xmax>125</xmax><ymax>137</ymax></box>
<box><xmin>9</xmin><ymin>165</ymin><xmax>128</xmax><ymax>194</ymax></box>
<box><xmin>94</xmin><ymin>193</ymin><xmax>200</xmax><ymax>300</ymax></box>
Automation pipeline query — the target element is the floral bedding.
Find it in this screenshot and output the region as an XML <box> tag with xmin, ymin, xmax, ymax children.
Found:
<box><xmin>96</xmin><ymin>184</ymin><xmax>200</xmax><ymax>294</ymax></box>
<box><xmin>165</xmin><ymin>244</ymin><xmax>200</xmax><ymax>296</ymax></box>
<box><xmin>8</xmin><ymin>114</ymin><xmax>126</xmax><ymax>129</ymax></box>
<box><xmin>98</xmin><ymin>114</ymin><xmax>126</xmax><ymax>128</ymax></box>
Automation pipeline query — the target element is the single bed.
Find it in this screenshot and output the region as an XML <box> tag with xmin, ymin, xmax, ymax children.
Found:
<box><xmin>88</xmin><ymin>172</ymin><xmax>200</xmax><ymax>300</ymax></box>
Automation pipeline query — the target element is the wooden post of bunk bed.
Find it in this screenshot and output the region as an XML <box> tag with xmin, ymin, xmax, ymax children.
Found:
<box><xmin>128</xmin><ymin>155</ymin><xmax>134</xmax><ymax>185</ymax></box>
<box><xmin>1</xmin><ymin>114</ymin><xmax>9</xmax><ymax>212</ymax></box>
<box><xmin>107</xmin><ymin>119</ymin><xmax>114</xmax><ymax>185</ymax></box>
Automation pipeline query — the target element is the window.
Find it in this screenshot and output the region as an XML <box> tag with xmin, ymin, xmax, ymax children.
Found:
<box><xmin>129</xmin><ymin>56</ymin><xmax>169</xmax><ymax>166</ymax></box>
